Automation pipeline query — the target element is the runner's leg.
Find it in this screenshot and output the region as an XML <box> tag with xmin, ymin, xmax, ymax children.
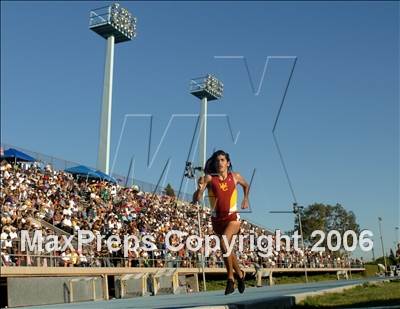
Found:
<box><xmin>220</xmin><ymin>221</ymin><xmax>241</xmax><ymax>280</ymax></box>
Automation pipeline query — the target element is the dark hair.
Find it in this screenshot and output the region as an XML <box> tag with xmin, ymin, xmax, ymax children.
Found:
<box><xmin>204</xmin><ymin>150</ymin><xmax>232</xmax><ymax>175</ymax></box>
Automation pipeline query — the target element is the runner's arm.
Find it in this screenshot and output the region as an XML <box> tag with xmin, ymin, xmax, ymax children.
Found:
<box><xmin>192</xmin><ymin>175</ymin><xmax>211</xmax><ymax>204</ymax></box>
<box><xmin>235</xmin><ymin>173</ymin><xmax>250</xmax><ymax>208</ymax></box>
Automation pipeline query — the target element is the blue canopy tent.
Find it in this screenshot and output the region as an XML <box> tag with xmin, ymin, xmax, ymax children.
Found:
<box><xmin>65</xmin><ymin>165</ymin><xmax>98</xmax><ymax>177</ymax></box>
<box><xmin>65</xmin><ymin>165</ymin><xmax>116</xmax><ymax>183</ymax></box>
<box><xmin>1</xmin><ymin>148</ymin><xmax>36</xmax><ymax>162</ymax></box>
<box><xmin>94</xmin><ymin>169</ymin><xmax>117</xmax><ymax>183</ymax></box>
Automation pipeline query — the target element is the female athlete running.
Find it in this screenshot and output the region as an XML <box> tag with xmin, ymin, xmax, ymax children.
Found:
<box><xmin>192</xmin><ymin>150</ymin><xmax>250</xmax><ymax>295</ymax></box>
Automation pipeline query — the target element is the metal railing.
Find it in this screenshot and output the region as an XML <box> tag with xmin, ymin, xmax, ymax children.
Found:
<box><xmin>1</xmin><ymin>253</ymin><xmax>363</xmax><ymax>270</ymax></box>
<box><xmin>89</xmin><ymin>7</ymin><xmax>110</xmax><ymax>28</ymax></box>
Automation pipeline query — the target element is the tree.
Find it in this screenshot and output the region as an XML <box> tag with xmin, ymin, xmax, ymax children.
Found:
<box><xmin>294</xmin><ymin>203</ymin><xmax>360</xmax><ymax>256</ymax></box>
<box><xmin>164</xmin><ymin>183</ymin><xmax>175</xmax><ymax>197</ymax></box>
<box><xmin>376</xmin><ymin>256</ymin><xmax>396</xmax><ymax>266</ymax></box>
<box><xmin>389</xmin><ymin>248</ymin><xmax>395</xmax><ymax>261</ymax></box>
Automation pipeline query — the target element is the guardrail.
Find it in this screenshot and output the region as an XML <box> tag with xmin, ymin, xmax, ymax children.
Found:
<box><xmin>1</xmin><ymin>253</ymin><xmax>364</xmax><ymax>270</ymax></box>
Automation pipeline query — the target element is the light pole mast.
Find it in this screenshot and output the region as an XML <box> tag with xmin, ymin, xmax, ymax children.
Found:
<box><xmin>199</xmin><ymin>96</ymin><xmax>208</xmax><ymax>171</ymax></box>
<box><xmin>189</xmin><ymin>74</ymin><xmax>223</xmax><ymax>292</ymax></box>
<box><xmin>190</xmin><ymin>74</ymin><xmax>223</xmax><ymax>173</ymax></box>
<box><xmin>270</xmin><ymin>203</ymin><xmax>308</xmax><ymax>283</ymax></box>
<box><xmin>378</xmin><ymin>217</ymin><xmax>387</xmax><ymax>273</ymax></box>
<box><xmin>89</xmin><ymin>3</ymin><xmax>137</xmax><ymax>174</ymax></box>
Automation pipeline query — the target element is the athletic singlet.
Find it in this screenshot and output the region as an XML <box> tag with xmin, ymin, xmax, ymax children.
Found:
<box><xmin>208</xmin><ymin>172</ymin><xmax>238</xmax><ymax>218</ymax></box>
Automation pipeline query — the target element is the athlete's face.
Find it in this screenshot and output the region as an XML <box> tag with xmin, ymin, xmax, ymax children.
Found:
<box><xmin>216</xmin><ymin>155</ymin><xmax>230</xmax><ymax>173</ymax></box>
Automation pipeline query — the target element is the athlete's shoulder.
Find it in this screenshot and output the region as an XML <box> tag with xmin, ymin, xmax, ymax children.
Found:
<box><xmin>230</xmin><ymin>172</ymin><xmax>243</xmax><ymax>183</ymax></box>
<box><xmin>230</xmin><ymin>171</ymin><xmax>239</xmax><ymax>178</ymax></box>
<box><xmin>202</xmin><ymin>174</ymin><xmax>213</xmax><ymax>182</ymax></box>
<box><xmin>231</xmin><ymin>172</ymin><xmax>248</xmax><ymax>186</ymax></box>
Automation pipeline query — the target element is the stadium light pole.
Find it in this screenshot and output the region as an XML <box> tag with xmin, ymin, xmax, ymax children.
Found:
<box><xmin>190</xmin><ymin>74</ymin><xmax>223</xmax><ymax>173</ymax></box>
<box><xmin>378</xmin><ymin>217</ymin><xmax>387</xmax><ymax>272</ymax></box>
<box><xmin>270</xmin><ymin>203</ymin><xmax>308</xmax><ymax>283</ymax></box>
<box><xmin>371</xmin><ymin>246</ymin><xmax>375</xmax><ymax>262</ymax></box>
<box><xmin>89</xmin><ymin>3</ymin><xmax>137</xmax><ymax>174</ymax></box>
<box><xmin>190</xmin><ymin>74</ymin><xmax>223</xmax><ymax>292</ymax></box>
<box><xmin>393</xmin><ymin>227</ymin><xmax>399</xmax><ymax>251</ymax></box>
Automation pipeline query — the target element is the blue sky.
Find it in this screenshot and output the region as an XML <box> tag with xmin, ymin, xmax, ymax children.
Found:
<box><xmin>1</xmin><ymin>1</ymin><xmax>398</xmax><ymax>259</ymax></box>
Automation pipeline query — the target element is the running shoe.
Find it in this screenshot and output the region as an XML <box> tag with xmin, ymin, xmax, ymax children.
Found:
<box><xmin>224</xmin><ymin>279</ymin><xmax>235</xmax><ymax>295</ymax></box>
<box><xmin>237</xmin><ymin>270</ymin><xmax>245</xmax><ymax>294</ymax></box>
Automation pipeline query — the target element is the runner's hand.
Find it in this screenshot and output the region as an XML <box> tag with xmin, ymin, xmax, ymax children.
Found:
<box><xmin>197</xmin><ymin>177</ymin><xmax>207</xmax><ymax>191</ymax></box>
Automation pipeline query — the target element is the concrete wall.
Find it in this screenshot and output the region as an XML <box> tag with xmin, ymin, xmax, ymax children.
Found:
<box><xmin>7</xmin><ymin>276</ymin><xmax>104</xmax><ymax>307</ymax></box>
<box><xmin>114</xmin><ymin>274</ymin><xmax>148</xmax><ymax>298</ymax></box>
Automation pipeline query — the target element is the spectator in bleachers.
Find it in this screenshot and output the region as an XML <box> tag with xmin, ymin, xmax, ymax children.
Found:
<box><xmin>0</xmin><ymin>160</ymin><xmax>356</xmax><ymax>270</ymax></box>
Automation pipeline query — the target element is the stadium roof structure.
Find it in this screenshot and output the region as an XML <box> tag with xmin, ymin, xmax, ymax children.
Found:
<box><xmin>1</xmin><ymin>148</ymin><xmax>36</xmax><ymax>162</ymax></box>
<box><xmin>65</xmin><ymin>165</ymin><xmax>116</xmax><ymax>183</ymax></box>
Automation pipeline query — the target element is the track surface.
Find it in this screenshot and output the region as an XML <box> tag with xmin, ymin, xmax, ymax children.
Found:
<box><xmin>21</xmin><ymin>278</ymin><xmax>382</xmax><ymax>309</ymax></box>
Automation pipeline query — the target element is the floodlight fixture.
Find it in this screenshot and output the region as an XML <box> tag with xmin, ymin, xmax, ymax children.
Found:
<box><xmin>89</xmin><ymin>3</ymin><xmax>137</xmax><ymax>43</ymax></box>
<box><xmin>190</xmin><ymin>74</ymin><xmax>224</xmax><ymax>101</ymax></box>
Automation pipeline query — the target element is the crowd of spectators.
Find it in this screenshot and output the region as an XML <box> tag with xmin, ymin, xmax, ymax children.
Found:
<box><xmin>1</xmin><ymin>160</ymin><xmax>361</xmax><ymax>269</ymax></box>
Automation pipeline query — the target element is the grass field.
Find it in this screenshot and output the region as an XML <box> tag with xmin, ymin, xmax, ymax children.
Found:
<box><xmin>199</xmin><ymin>265</ymin><xmax>379</xmax><ymax>292</ymax></box>
<box><xmin>295</xmin><ymin>280</ymin><xmax>400</xmax><ymax>308</ymax></box>
<box><xmin>363</xmin><ymin>264</ymin><xmax>379</xmax><ymax>277</ymax></box>
<box><xmin>273</xmin><ymin>272</ymin><xmax>364</xmax><ymax>285</ymax></box>
<box><xmin>199</xmin><ymin>270</ymin><xmax>367</xmax><ymax>291</ymax></box>
<box><xmin>200</xmin><ymin>277</ymin><xmax>260</xmax><ymax>292</ymax></box>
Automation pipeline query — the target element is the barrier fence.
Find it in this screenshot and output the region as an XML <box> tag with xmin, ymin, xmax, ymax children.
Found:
<box><xmin>1</xmin><ymin>253</ymin><xmax>363</xmax><ymax>270</ymax></box>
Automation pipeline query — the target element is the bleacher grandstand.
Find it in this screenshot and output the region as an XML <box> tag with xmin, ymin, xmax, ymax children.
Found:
<box><xmin>0</xmin><ymin>146</ymin><xmax>364</xmax><ymax>307</ymax></box>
